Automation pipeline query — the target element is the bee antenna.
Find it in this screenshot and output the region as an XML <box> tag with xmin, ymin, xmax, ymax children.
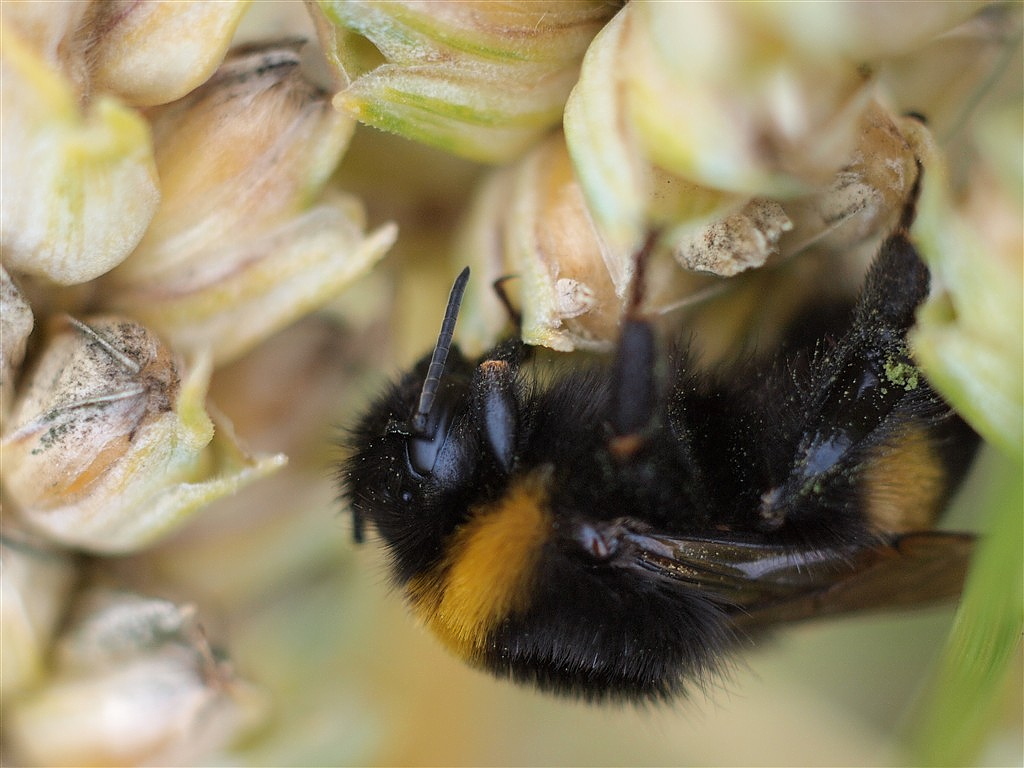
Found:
<box><xmin>411</xmin><ymin>267</ymin><xmax>471</xmax><ymax>434</ymax></box>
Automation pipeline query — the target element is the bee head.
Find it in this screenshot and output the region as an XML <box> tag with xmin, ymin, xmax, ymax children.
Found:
<box><xmin>343</xmin><ymin>268</ymin><xmax>516</xmax><ymax>583</ymax></box>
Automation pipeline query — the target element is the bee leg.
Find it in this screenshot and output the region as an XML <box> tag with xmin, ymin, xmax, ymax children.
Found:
<box><xmin>490</xmin><ymin>276</ymin><xmax>539</xmax><ymax>371</ymax></box>
<box><xmin>851</xmin><ymin>157</ymin><xmax>926</xmax><ymax>335</ymax></box>
<box><xmin>471</xmin><ymin>340</ymin><xmax>526</xmax><ymax>474</ymax></box>
<box><xmin>492</xmin><ymin>275</ymin><xmax>523</xmax><ymax>330</ymax></box>
<box><xmin>474</xmin><ymin>272</ymin><xmax>535</xmax><ymax>472</ymax></box>
<box><xmin>756</xmin><ymin>164</ymin><xmax>962</xmax><ymax>535</ymax></box>
<box><xmin>757</xmin><ymin>236</ymin><xmax>929</xmax><ymax>530</ymax></box>
<box><xmin>607</xmin><ymin>231</ymin><xmax>664</xmax><ymax>452</ymax></box>
<box><xmin>852</xmin><ymin>231</ymin><xmax>929</xmax><ymax>337</ymax></box>
<box><xmin>610</xmin><ymin>319</ymin><xmax>658</xmax><ymax>442</ymax></box>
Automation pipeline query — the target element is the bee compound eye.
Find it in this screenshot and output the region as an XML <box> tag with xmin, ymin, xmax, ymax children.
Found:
<box><xmin>404</xmin><ymin>406</ymin><xmax>479</xmax><ymax>488</ymax></box>
<box><xmin>405</xmin><ymin>392</ymin><xmax>455</xmax><ymax>478</ymax></box>
<box><xmin>407</xmin><ymin>431</ymin><xmax>444</xmax><ymax>478</ymax></box>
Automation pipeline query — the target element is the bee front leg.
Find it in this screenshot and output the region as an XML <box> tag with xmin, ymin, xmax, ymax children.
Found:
<box><xmin>471</xmin><ymin>339</ymin><xmax>527</xmax><ymax>474</ymax></box>
<box><xmin>608</xmin><ymin>318</ymin><xmax>658</xmax><ymax>457</ymax></box>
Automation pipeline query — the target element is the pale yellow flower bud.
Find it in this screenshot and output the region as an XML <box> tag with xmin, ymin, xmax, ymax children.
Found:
<box><xmin>0</xmin><ymin>528</ymin><xmax>76</xmax><ymax>702</ymax></box>
<box><xmin>105</xmin><ymin>42</ymin><xmax>395</xmax><ymax>364</ymax></box>
<box><xmin>623</xmin><ymin>2</ymin><xmax>979</xmax><ymax>195</ymax></box>
<box><xmin>564</xmin><ymin>8</ymin><xmax>750</xmax><ymax>265</ymax></box>
<box><xmin>456</xmin><ymin>133</ymin><xmax>619</xmax><ymax>352</ymax></box>
<box><xmin>85</xmin><ymin>0</ymin><xmax>252</xmax><ymax>107</ymax></box>
<box><xmin>1</xmin><ymin>0</ymin><xmax>252</xmax><ymax>108</ymax></box>
<box><xmin>565</xmin><ymin>2</ymin><xmax>983</xmax><ymax>269</ymax></box>
<box><xmin>880</xmin><ymin>4</ymin><xmax>1023</xmax><ymax>146</ymax></box>
<box><xmin>456</xmin><ymin>133</ymin><xmax>708</xmax><ymax>352</ymax></box>
<box><xmin>909</xmin><ymin>119</ymin><xmax>1023</xmax><ymax>459</ymax></box>
<box><xmin>0</xmin><ymin>27</ymin><xmax>159</xmax><ymax>285</ymax></box>
<box><xmin>311</xmin><ymin>0</ymin><xmax>617</xmax><ymax>163</ymax></box>
<box><xmin>739</xmin><ymin>1</ymin><xmax>989</xmax><ymax>60</ymax></box>
<box><xmin>5</xmin><ymin>589</ymin><xmax>268</xmax><ymax>767</ymax></box>
<box><xmin>2</xmin><ymin>316</ymin><xmax>285</xmax><ymax>553</ymax></box>
<box><xmin>562</xmin><ymin>7</ymin><xmax>655</xmax><ymax>260</ymax></box>
<box><xmin>1</xmin><ymin>267</ymin><xmax>33</xmax><ymax>425</ymax></box>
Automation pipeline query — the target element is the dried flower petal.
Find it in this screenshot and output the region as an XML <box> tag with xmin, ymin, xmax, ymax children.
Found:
<box><xmin>0</xmin><ymin>26</ymin><xmax>159</xmax><ymax>285</ymax></box>
<box><xmin>778</xmin><ymin>103</ymin><xmax>922</xmax><ymax>261</ymax></box>
<box><xmin>311</xmin><ymin>0</ymin><xmax>615</xmax><ymax>163</ymax></box>
<box><xmin>456</xmin><ymin>133</ymin><xmax>618</xmax><ymax>351</ymax></box>
<box><xmin>674</xmin><ymin>198</ymin><xmax>792</xmax><ymax>276</ymax></box>
<box><xmin>85</xmin><ymin>0</ymin><xmax>252</xmax><ymax>107</ymax></box>
<box><xmin>2</xmin><ymin>316</ymin><xmax>285</xmax><ymax>553</ymax></box>
<box><xmin>105</xmin><ymin>42</ymin><xmax>393</xmax><ymax>364</ymax></box>
<box><xmin>5</xmin><ymin>589</ymin><xmax>268</xmax><ymax>767</ymax></box>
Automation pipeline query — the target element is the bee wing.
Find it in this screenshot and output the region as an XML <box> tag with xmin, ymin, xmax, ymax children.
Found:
<box><xmin>621</xmin><ymin>530</ymin><xmax>974</xmax><ymax>629</ymax></box>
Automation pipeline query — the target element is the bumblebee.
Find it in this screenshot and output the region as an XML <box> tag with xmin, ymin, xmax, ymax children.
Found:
<box><xmin>341</xmin><ymin>176</ymin><xmax>979</xmax><ymax>701</ymax></box>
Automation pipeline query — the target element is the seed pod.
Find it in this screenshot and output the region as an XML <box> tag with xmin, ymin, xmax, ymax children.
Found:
<box><xmin>2</xmin><ymin>316</ymin><xmax>285</xmax><ymax>553</ymax></box>
<box><xmin>0</xmin><ymin>267</ymin><xmax>33</xmax><ymax>426</ymax></box>
<box><xmin>0</xmin><ymin>527</ymin><xmax>76</xmax><ymax>702</ymax></box>
<box><xmin>909</xmin><ymin>123</ymin><xmax>1023</xmax><ymax>459</ymax></box>
<box><xmin>4</xmin><ymin>589</ymin><xmax>268</xmax><ymax>767</ymax></box>
<box><xmin>0</xmin><ymin>27</ymin><xmax>159</xmax><ymax>285</ymax></box>
<box><xmin>105</xmin><ymin>41</ymin><xmax>395</xmax><ymax>364</ymax></box>
<box><xmin>84</xmin><ymin>0</ymin><xmax>252</xmax><ymax>107</ymax></box>
<box><xmin>310</xmin><ymin>0</ymin><xmax>616</xmax><ymax>163</ymax></box>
